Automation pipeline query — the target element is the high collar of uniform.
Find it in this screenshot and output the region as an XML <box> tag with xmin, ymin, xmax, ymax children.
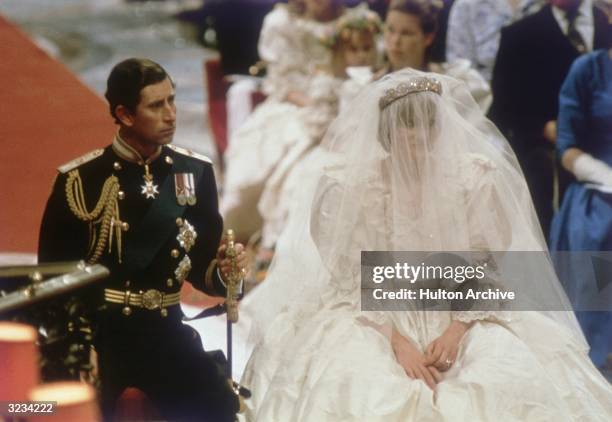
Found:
<box><xmin>112</xmin><ymin>133</ymin><xmax>162</xmax><ymax>165</ymax></box>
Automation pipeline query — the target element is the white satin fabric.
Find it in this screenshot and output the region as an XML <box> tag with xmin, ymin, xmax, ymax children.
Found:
<box><xmin>238</xmin><ymin>69</ymin><xmax>612</xmax><ymax>421</ymax></box>
<box><xmin>241</xmin><ymin>153</ymin><xmax>612</xmax><ymax>421</ymax></box>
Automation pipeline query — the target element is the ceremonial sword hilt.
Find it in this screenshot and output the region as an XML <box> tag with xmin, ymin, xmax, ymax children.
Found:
<box><xmin>224</xmin><ymin>229</ymin><xmax>240</xmax><ymax>323</ymax></box>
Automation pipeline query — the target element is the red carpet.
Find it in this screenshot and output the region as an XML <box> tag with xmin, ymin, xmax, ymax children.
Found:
<box><xmin>0</xmin><ymin>15</ymin><xmax>115</xmax><ymax>254</ymax></box>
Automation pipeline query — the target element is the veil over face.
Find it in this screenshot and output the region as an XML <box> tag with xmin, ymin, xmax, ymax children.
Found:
<box><xmin>243</xmin><ymin>68</ymin><xmax>587</xmax><ymax>351</ymax></box>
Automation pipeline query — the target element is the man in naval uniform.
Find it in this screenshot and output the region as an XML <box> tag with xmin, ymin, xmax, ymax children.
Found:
<box><xmin>38</xmin><ymin>58</ymin><xmax>247</xmax><ymax>421</ymax></box>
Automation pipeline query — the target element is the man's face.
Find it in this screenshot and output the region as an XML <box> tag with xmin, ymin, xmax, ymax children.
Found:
<box><xmin>126</xmin><ymin>77</ymin><xmax>176</xmax><ymax>147</ymax></box>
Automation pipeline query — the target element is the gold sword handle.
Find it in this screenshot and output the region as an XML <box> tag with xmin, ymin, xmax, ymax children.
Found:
<box><xmin>225</xmin><ymin>229</ymin><xmax>240</xmax><ymax>323</ymax></box>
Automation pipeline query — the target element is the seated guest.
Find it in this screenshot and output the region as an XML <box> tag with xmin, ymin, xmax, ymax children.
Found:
<box><xmin>256</xmin><ymin>6</ymin><xmax>383</xmax><ymax>268</ymax></box>
<box><xmin>222</xmin><ymin>0</ymin><xmax>350</xmax><ymax>242</ymax></box>
<box><xmin>489</xmin><ymin>0</ymin><xmax>611</xmax><ymax>238</ymax></box>
<box><xmin>446</xmin><ymin>0</ymin><xmax>544</xmax><ymax>83</ymax></box>
<box><xmin>550</xmin><ymin>46</ymin><xmax>612</xmax><ymax>370</ymax></box>
<box><xmin>378</xmin><ymin>0</ymin><xmax>491</xmax><ymax>111</ymax></box>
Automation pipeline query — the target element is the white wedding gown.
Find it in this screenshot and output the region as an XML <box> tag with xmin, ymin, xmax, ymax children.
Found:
<box><xmin>256</xmin><ymin>59</ymin><xmax>493</xmax><ymax>249</ymax></box>
<box><xmin>240</xmin><ymin>152</ymin><xmax>612</xmax><ymax>421</ymax></box>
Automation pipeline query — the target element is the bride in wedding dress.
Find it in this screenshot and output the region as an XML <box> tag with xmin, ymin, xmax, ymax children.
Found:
<box><xmin>239</xmin><ymin>69</ymin><xmax>612</xmax><ymax>421</ymax></box>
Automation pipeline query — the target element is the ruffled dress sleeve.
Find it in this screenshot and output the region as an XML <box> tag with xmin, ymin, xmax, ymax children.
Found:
<box><xmin>310</xmin><ymin>173</ymin><xmax>391</xmax><ymax>328</ymax></box>
<box><xmin>433</xmin><ymin>59</ymin><xmax>492</xmax><ymax>113</ymax></box>
<box><xmin>301</xmin><ymin>73</ymin><xmax>343</xmax><ymax>140</ymax></box>
<box><xmin>258</xmin><ymin>4</ymin><xmax>332</xmax><ymax>100</ymax></box>
<box><xmin>451</xmin><ymin>153</ymin><xmax>512</xmax><ymax>324</ymax></box>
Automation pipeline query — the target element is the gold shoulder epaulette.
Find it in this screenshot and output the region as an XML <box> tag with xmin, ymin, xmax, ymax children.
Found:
<box><xmin>166</xmin><ymin>144</ymin><xmax>212</xmax><ymax>164</ymax></box>
<box><xmin>58</xmin><ymin>149</ymin><xmax>104</xmax><ymax>173</ymax></box>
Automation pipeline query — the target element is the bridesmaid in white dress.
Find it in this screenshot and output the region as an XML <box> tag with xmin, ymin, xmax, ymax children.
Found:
<box><xmin>222</xmin><ymin>0</ymin><xmax>349</xmax><ymax>242</ymax></box>
<box><xmin>380</xmin><ymin>0</ymin><xmax>491</xmax><ymax>111</ymax></box>
<box><xmin>255</xmin><ymin>0</ymin><xmax>493</xmax><ymax>260</ymax></box>
<box><xmin>256</xmin><ymin>7</ymin><xmax>383</xmax><ymax>254</ymax></box>
<box><xmin>239</xmin><ymin>69</ymin><xmax>612</xmax><ymax>421</ymax></box>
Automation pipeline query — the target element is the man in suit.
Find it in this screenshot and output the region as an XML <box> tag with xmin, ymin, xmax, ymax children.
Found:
<box><xmin>489</xmin><ymin>0</ymin><xmax>611</xmax><ymax>238</ymax></box>
<box><xmin>38</xmin><ymin>58</ymin><xmax>247</xmax><ymax>421</ymax></box>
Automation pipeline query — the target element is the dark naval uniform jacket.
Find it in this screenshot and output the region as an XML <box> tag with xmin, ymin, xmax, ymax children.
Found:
<box><xmin>38</xmin><ymin>136</ymin><xmax>238</xmax><ymax>421</ymax></box>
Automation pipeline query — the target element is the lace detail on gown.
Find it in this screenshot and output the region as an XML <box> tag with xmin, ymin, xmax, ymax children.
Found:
<box><xmin>452</xmin><ymin>310</ymin><xmax>512</xmax><ymax>324</ymax></box>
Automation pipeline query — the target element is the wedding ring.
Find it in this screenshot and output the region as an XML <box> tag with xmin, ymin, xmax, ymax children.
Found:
<box><xmin>445</xmin><ymin>358</ymin><xmax>453</xmax><ymax>368</ymax></box>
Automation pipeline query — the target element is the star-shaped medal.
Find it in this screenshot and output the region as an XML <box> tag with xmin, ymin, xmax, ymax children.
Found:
<box><xmin>140</xmin><ymin>164</ymin><xmax>159</xmax><ymax>199</ymax></box>
<box><xmin>141</xmin><ymin>179</ymin><xmax>159</xmax><ymax>199</ymax></box>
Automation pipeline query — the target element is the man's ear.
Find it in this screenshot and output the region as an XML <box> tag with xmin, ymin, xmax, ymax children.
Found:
<box><xmin>115</xmin><ymin>105</ymin><xmax>134</xmax><ymax>127</ymax></box>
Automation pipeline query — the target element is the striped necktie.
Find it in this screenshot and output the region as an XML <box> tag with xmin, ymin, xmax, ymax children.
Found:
<box><xmin>566</xmin><ymin>8</ymin><xmax>587</xmax><ymax>53</ymax></box>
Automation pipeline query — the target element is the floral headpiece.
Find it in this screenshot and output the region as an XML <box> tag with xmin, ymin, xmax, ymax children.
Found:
<box><xmin>320</xmin><ymin>7</ymin><xmax>383</xmax><ymax>49</ymax></box>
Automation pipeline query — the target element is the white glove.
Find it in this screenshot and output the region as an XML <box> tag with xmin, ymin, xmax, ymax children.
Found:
<box><xmin>572</xmin><ymin>153</ymin><xmax>612</xmax><ymax>186</ymax></box>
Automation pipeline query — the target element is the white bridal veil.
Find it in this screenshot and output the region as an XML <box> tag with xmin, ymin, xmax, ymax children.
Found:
<box><xmin>242</xmin><ymin>68</ymin><xmax>588</xmax><ymax>353</ymax></box>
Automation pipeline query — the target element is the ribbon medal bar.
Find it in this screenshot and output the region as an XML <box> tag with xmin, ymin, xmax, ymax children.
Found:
<box><xmin>174</xmin><ymin>173</ymin><xmax>196</xmax><ymax>206</ymax></box>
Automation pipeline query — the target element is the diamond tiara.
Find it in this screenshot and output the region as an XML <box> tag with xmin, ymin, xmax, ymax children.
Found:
<box><xmin>379</xmin><ymin>76</ymin><xmax>442</xmax><ymax>110</ymax></box>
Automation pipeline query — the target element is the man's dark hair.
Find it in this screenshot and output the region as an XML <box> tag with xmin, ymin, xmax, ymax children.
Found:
<box><xmin>105</xmin><ymin>58</ymin><xmax>172</xmax><ymax>124</ymax></box>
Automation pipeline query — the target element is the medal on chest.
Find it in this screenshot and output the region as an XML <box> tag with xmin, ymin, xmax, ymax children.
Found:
<box><xmin>174</xmin><ymin>173</ymin><xmax>196</xmax><ymax>205</ymax></box>
<box><xmin>141</xmin><ymin>164</ymin><xmax>159</xmax><ymax>199</ymax></box>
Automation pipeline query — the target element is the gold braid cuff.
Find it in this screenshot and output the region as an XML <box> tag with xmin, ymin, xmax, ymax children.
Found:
<box><xmin>204</xmin><ymin>259</ymin><xmax>218</xmax><ymax>293</ymax></box>
<box><xmin>65</xmin><ymin>170</ymin><xmax>122</xmax><ymax>264</ymax></box>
